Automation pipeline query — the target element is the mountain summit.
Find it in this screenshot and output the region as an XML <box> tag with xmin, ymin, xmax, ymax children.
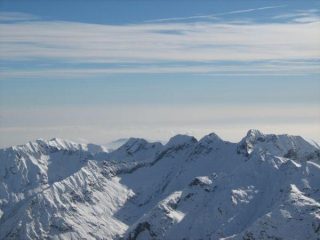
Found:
<box><xmin>0</xmin><ymin>130</ymin><xmax>319</xmax><ymax>240</ymax></box>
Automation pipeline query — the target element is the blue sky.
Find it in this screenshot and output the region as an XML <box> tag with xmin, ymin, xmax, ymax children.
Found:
<box><xmin>0</xmin><ymin>0</ymin><xmax>319</xmax><ymax>147</ymax></box>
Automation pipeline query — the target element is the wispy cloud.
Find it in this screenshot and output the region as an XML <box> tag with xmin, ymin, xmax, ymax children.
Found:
<box><xmin>145</xmin><ymin>5</ymin><xmax>286</xmax><ymax>23</ymax></box>
<box><xmin>1</xmin><ymin>60</ymin><xmax>319</xmax><ymax>79</ymax></box>
<box><xmin>272</xmin><ymin>9</ymin><xmax>320</xmax><ymax>23</ymax></box>
<box><xmin>0</xmin><ymin>9</ymin><xmax>319</xmax><ymax>79</ymax></box>
<box><xmin>1</xmin><ymin>21</ymin><xmax>319</xmax><ymax>61</ymax></box>
<box><xmin>0</xmin><ymin>11</ymin><xmax>38</xmax><ymax>22</ymax></box>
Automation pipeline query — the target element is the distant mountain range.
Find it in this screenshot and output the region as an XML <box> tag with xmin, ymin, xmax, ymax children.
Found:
<box><xmin>0</xmin><ymin>130</ymin><xmax>319</xmax><ymax>240</ymax></box>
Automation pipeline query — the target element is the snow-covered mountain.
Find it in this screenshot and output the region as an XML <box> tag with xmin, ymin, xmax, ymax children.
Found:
<box><xmin>0</xmin><ymin>130</ymin><xmax>319</xmax><ymax>240</ymax></box>
<box><xmin>104</xmin><ymin>138</ymin><xmax>130</xmax><ymax>152</ymax></box>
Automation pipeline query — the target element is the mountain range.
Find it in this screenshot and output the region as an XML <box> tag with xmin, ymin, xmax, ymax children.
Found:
<box><xmin>0</xmin><ymin>130</ymin><xmax>319</xmax><ymax>240</ymax></box>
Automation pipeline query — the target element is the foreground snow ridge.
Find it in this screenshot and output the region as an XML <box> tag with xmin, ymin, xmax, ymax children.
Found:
<box><xmin>0</xmin><ymin>130</ymin><xmax>319</xmax><ymax>240</ymax></box>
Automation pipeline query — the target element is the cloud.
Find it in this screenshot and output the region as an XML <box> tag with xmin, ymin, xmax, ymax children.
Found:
<box><xmin>1</xmin><ymin>21</ymin><xmax>319</xmax><ymax>62</ymax></box>
<box><xmin>0</xmin><ymin>11</ymin><xmax>38</xmax><ymax>22</ymax></box>
<box><xmin>144</xmin><ymin>5</ymin><xmax>286</xmax><ymax>23</ymax></box>
<box><xmin>272</xmin><ymin>9</ymin><xmax>320</xmax><ymax>23</ymax></box>
<box><xmin>0</xmin><ymin>10</ymin><xmax>319</xmax><ymax>78</ymax></box>
<box><xmin>1</xmin><ymin>60</ymin><xmax>319</xmax><ymax>79</ymax></box>
<box><xmin>1</xmin><ymin>104</ymin><xmax>319</xmax><ymax>147</ymax></box>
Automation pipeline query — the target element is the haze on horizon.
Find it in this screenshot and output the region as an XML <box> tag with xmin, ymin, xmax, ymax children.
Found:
<box><xmin>0</xmin><ymin>0</ymin><xmax>319</xmax><ymax>147</ymax></box>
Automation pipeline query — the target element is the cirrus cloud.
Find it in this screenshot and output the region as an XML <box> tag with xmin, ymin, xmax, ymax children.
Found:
<box><xmin>0</xmin><ymin>10</ymin><xmax>319</xmax><ymax>78</ymax></box>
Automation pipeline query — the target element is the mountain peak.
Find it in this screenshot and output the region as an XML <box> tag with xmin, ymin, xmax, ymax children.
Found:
<box><xmin>24</xmin><ymin>138</ymin><xmax>105</xmax><ymax>155</ymax></box>
<box><xmin>112</xmin><ymin>137</ymin><xmax>163</xmax><ymax>159</ymax></box>
<box><xmin>199</xmin><ymin>132</ymin><xmax>222</xmax><ymax>144</ymax></box>
<box><xmin>237</xmin><ymin>130</ymin><xmax>319</xmax><ymax>161</ymax></box>
<box><xmin>115</xmin><ymin>137</ymin><xmax>149</xmax><ymax>154</ymax></box>
<box><xmin>123</xmin><ymin>138</ymin><xmax>148</xmax><ymax>148</ymax></box>
<box><xmin>166</xmin><ymin>134</ymin><xmax>197</xmax><ymax>148</ymax></box>
<box><xmin>246</xmin><ymin>129</ymin><xmax>264</xmax><ymax>138</ymax></box>
<box><xmin>239</xmin><ymin>129</ymin><xmax>266</xmax><ymax>146</ymax></box>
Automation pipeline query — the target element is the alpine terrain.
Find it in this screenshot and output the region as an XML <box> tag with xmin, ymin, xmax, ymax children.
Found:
<box><xmin>0</xmin><ymin>130</ymin><xmax>319</xmax><ymax>240</ymax></box>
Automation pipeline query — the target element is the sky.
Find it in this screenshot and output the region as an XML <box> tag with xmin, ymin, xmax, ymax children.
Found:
<box><xmin>0</xmin><ymin>0</ymin><xmax>319</xmax><ymax>147</ymax></box>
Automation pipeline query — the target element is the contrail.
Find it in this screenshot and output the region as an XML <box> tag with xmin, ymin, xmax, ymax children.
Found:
<box><xmin>145</xmin><ymin>5</ymin><xmax>286</xmax><ymax>23</ymax></box>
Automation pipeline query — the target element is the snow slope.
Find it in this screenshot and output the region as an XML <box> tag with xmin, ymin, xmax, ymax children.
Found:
<box><xmin>0</xmin><ymin>130</ymin><xmax>319</xmax><ymax>240</ymax></box>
